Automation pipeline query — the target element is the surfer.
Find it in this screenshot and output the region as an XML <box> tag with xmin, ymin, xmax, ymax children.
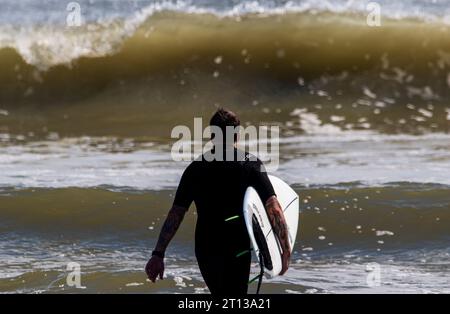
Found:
<box><xmin>145</xmin><ymin>108</ymin><xmax>291</xmax><ymax>294</ymax></box>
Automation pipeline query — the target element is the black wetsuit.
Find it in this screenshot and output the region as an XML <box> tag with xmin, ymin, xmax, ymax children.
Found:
<box><xmin>173</xmin><ymin>149</ymin><xmax>275</xmax><ymax>295</ymax></box>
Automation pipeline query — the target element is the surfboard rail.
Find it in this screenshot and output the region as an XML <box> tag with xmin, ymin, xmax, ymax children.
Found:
<box><xmin>243</xmin><ymin>175</ymin><xmax>299</xmax><ymax>279</ymax></box>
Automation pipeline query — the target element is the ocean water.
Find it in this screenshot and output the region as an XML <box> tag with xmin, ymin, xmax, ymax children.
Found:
<box><xmin>0</xmin><ymin>0</ymin><xmax>450</xmax><ymax>293</ymax></box>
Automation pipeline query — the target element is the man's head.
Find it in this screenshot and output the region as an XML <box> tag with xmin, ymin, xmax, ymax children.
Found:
<box><xmin>209</xmin><ymin>108</ymin><xmax>240</xmax><ymax>144</ymax></box>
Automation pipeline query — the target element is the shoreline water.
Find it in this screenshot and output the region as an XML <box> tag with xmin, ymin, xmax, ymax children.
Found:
<box><xmin>1</xmin><ymin>183</ymin><xmax>449</xmax><ymax>293</ymax></box>
<box><xmin>1</xmin><ymin>0</ymin><xmax>450</xmax><ymax>294</ymax></box>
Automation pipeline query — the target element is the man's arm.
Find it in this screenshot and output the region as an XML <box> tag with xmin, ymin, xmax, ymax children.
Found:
<box><xmin>154</xmin><ymin>205</ymin><xmax>187</xmax><ymax>252</ymax></box>
<box><xmin>145</xmin><ymin>205</ymin><xmax>187</xmax><ymax>282</ymax></box>
<box><xmin>265</xmin><ymin>195</ymin><xmax>291</xmax><ymax>275</ymax></box>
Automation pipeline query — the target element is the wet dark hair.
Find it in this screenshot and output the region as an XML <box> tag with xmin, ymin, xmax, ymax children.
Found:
<box><xmin>209</xmin><ymin>108</ymin><xmax>240</xmax><ymax>143</ymax></box>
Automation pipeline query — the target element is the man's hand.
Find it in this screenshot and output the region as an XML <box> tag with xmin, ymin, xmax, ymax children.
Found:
<box><xmin>280</xmin><ymin>250</ymin><xmax>291</xmax><ymax>275</ymax></box>
<box><xmin>145</xmin><ymin>255</ymin><xmax>164</xmax><ymax>282</ymax></box>
<box><xmin>145</xmin><ymin>205</ymin><xmax>187</xmax><ymax>284</ymax></box>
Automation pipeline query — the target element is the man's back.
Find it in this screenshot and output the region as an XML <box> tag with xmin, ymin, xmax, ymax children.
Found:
<box><xmin>174</xmin><ymin>149</ymin><xmax>275</xmax><ymax>254</ymax></box>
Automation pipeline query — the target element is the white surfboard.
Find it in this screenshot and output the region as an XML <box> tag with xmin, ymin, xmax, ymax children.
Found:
<box><xmin>243</xmin><ymin>175</ymin><xmax>299</xmax><ymax>278</ymax></box>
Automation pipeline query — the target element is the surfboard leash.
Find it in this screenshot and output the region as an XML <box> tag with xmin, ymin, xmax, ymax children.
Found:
<box><xmin>256</xmin><ymin>251</ymin><xmax>264</xmax><ymax>294</ymax></box>
<box><xmin>247</xmin><ymin>251</ymin><xmax>264</xmax><ymax>294</ymax></box>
